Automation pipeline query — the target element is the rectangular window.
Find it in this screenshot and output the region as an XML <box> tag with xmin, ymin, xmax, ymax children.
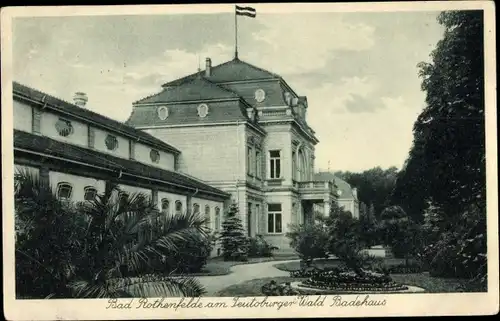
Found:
<box><xmin>267</xmin><ymin>203</ymin><xmax>282</xmax><ymax>233</ymax></box>
<box><xmin>255</xmin><ymin>204</ymin><xmax>260</xmax><ymax>234</ymax></box>
<box><xmin>269</xmin><ymin>150</ymin><xmax>281</xmax><ymax>179</ymax></box>
<box><xmin>292</xmin><ymin>151</ymin><xmax>296</xmax><ymax>180</ymax></box>
<box><xmin>255</xmin><ymin>149</ymin><xmax>261</xmax><ymax>179</ymax></box>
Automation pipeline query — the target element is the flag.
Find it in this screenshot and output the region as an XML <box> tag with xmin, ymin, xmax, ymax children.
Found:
<box><xmin>235</xmin><ymin>5</ymin><xmax>256</xmax><ymax>18</ymax></box>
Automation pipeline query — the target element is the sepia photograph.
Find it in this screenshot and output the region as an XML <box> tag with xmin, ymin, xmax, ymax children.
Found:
<box><xmin>1</xmin><ymin>2</ymin><xmax>498</xmax><ymax>319</ymax></box>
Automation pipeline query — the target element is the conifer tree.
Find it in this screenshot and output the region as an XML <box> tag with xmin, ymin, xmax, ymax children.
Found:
<box><xmin>220</xmin><ymin>202</ymin><xmax>249</xmax><ymax>261</ymax></box>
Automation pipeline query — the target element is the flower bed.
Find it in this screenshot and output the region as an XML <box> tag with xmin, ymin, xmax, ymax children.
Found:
<box><xmin>290</xmin><ymin>266</ymin><xmax>349</xmax><ymax>278</ymax></box>
<box><xmin>298</xmin><ymin>268</ymin><xmax>409</xmax><ymax>292</ymax></box>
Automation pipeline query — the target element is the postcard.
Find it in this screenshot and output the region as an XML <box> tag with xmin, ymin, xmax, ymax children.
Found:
<box><xmin>1</xmin><ymin>2</ymin><xmax>498</xmax><ymax>319</ymax></box>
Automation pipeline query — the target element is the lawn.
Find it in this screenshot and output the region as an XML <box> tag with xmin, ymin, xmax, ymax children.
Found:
<box><xmin>390</xmin><ymin>273</ymin><xmax>484</xmax><ymax>293</ymax></box>
<box><xmin>215</xmin><ymin>277</ymin><xmax>307</xmax><ymax>297</ymax></box>
<box><xmin>214</xmin><ymin>273</ymin><xmax>483</xmax><ymax>297</ymax></box>
<box><xmin>273</xmin><ymin>257</ymin><xmax>409</xmax><ymax>272</ymax></box>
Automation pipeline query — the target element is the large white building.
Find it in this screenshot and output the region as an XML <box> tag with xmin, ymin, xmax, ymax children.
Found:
<box><xmin>13</xmin><ymin>56</ymin><xmax>359</xmax><ymax>253</ymax></box>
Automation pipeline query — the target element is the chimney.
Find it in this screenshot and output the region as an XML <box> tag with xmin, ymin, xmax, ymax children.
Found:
<box><xmin>352</xmin><ymin>187</ymin><xmax>358</xmax><ymax>199</ymax></box>
<box><xmin>73</xmin><ymin>92</ymin><xmax>88</xmax><ymax>107</ymax></box>
<box><xmin>205</xmin><ymin>58</ymin><xmax>212</xmax><ymax>77</ymax></box>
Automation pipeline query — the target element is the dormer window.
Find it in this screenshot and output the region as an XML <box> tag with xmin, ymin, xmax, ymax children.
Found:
<box><xmin>255</xmin><ymin>89</ymin><xmax>266</xmax><ymax>103</ymax></box>
<box><xmin>157</xmin><ymin>106</ymin><xmax>169</xmax><ymax>120</ymax></box>
<box><xmin>197</xmin><ymin>104</ymin><xmax>209</xmax><ymax>118</ymax></box>
<box><xmin>105</xmin><ymin>134</ymin><xmax>118</xmax><ymax>151</ymax></box>
<box><xmin>150</xmin><ymin>149</ymin><xmax>160</xmax><ymax>163</ymax></box>
<box><xmin>55</xmin><ymin>118</ymin><xmax>74</xmax><ymax>137</ymax></box>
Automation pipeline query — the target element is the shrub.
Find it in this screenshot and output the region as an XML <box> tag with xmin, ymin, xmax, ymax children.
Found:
<box><xmin>248</xmin><ymin>235</ymin><xmax>278</xmax><ymax>258</ymax></box>
<box><xmin>286</xmin><ymin>223</ymin><xmax>329</xmax><ymax>267</ymax></box>
<box><xmin>378</xmin><ymin>206</ymin><xmax>422</xmax><ymax>264</ymax></box>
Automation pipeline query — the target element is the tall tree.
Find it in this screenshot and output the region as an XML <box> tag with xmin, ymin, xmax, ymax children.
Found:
<box><xmin>220</xmin><ymin>202</ymin><xmax>249</xmax><ymax>261</ymax></box>
<box><xmin>335</xmin><ymin>167</ymin><xmax>398</xmax><ymax>218</ymax></box>
<box><xmin>392</xmin><ymin>10</ymin><xmax>485</xmax><ymax>221</ymax></box>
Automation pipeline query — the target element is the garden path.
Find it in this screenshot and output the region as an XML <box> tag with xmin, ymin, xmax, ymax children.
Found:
<box><xmin>197</xmin><ymin>259</ymin><xmax>298</xmax><ymax>296</ymax></box>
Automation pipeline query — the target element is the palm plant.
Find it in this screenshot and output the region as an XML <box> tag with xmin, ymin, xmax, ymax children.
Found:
<box><xmin>14</xmin><ymin>169</ymin><xmax>207</xmax><ymax>298</ymax></box>
<box><xmin>69</xmin><ymin>182</ymin><xmax>207</xmax><ymax>298</ymax></box>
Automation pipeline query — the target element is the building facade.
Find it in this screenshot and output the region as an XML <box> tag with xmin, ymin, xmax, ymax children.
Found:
<box><xmin>127</xmin><ymin>57</ymin><xmax>340</xmax><ymax>251</ymax></box>
<box><xmin>313</xmin><ymin>172</ymin><xmax>360</xmax><ymax>219</ymax></box>
<box><xmin>12</xmin><ymin>57</ymin><xmax>354</xmax><ymax>253</ymax></box>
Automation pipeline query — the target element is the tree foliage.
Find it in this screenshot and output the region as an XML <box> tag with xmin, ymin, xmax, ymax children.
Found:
<box><xmin>389</xmin><ymin>11</ymin><xmax>486</xmax><ymax>287</ymax></box>
<box><xmin>358</xmin><ymin>202</ymin><xmax>379</xmax><ymax>247</ymax></box>
<box><xmin>391</xmin><ymin>10</ymin><xmax>485</xmax><ymax>222</ymax></box>
<box><xmin>378</xmin><ymin>206</ymin><xmax>421</xmax><ymax>264</ymax></box>
<box><xmin>335</xmin><ymin>166</ymin><xmax>398</xmax><ymax>218</ymax></box>
<box><xmin>286</xmin><ymin>223</ymin><xmax>329</xmax><ymax>266</ymax></box>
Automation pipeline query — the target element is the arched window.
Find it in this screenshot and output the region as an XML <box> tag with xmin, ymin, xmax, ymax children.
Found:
<box><xmin>83</xmin><ymin>186</ymin><xmax>97</xmax><ymax>201</ymax></box>
<box><xmin>215</xmin><ymin>207</ymin><xmax>221</xmax><ymax>231</ymax></box>
<box><xmin>161</xmin><ymin>198</ymin><xmax>170</xmax><ymax>214</ymax></box>
<box><xmin>56</xmin><ymin>182</ymin><xmax>72</xmax><ymax>200</ymax></box>
<box><xmin>118</xmin><ymin>192</ymin><xmax>129</xmax><ymax>207</ymax></box>
<box><xmin>205</xmin><ymin>205</ymin><xmax>211</xmax><ymax>227</ymax></box>
<box><xmin>175</xmin><ymin>200</ymin><xmax>182</xmax><ymax>214</ymax></box>
<box><xmin>193</xmin><ymin>203</ymin><xmax>200</xmax><ymax>215</ymax></box>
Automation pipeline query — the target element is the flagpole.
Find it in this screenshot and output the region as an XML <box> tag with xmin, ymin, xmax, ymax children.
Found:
<box><xmin>234</xmin><ymin>7</ymin><xmax>238</xmax><ymax>59</ymax></box>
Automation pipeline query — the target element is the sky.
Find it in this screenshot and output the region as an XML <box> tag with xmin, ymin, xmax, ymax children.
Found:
<box><xmin>12</xmin><ymin>8</ymin><xmax>445</xmax><ymax>172</ymax></box>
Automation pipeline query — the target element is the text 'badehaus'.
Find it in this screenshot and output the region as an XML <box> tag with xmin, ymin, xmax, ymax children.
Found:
<box><xmin>13</xmin><ymin>57</ymin><xmax>360</xmax><ymax>255</ymax></box>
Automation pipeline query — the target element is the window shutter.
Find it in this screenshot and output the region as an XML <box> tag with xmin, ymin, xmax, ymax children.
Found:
<box><xmin>88</xmin><ymin>126</ymin><xmax>95</xmax><ymax>149</ymax></box>
<box><xmin>32</xmin><ymin>107</ymin><xmax>42</xmax><ymax>133</ymax></box>
<box><xmin>129</xmin><ymin>141</ymin><xmax>136</xmax><ymax>160</ymax></box>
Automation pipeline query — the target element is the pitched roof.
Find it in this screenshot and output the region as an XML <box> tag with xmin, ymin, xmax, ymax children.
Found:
<box><xmin>134</xmin><ymin>76</ymin><xmax>240</xmax><ymax>105</ymax></box>
<box><xmin>13</xmin><ymin>81</ymin><xmax>180</xmax><ymax>154</ymax></box>
<box><xmin>313</xmin><ymin>172</ymin><xmax>356</xmax><ymax>199</ymax></box>
<box><xmin>162</xmin><ymin>58</ymin><xmax>281</xmax><ymax>87</ymax></box>
<box><xmin>14</xmin><ymin>130</ymin><xmax>229</xmax><ymax>198</ymax></box>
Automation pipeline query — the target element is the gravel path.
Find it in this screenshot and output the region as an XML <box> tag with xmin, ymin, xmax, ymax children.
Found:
<box><xmin>197</xmin><ymin>260</ymin><xmax>297</xmax><ymax>296</ymax></box>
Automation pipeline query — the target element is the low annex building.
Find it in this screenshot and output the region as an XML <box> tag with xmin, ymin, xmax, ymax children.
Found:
<box><xmin>12</xmin><ymin>82</ymin><xmax>230</xmax><ymax>256</ymax></box>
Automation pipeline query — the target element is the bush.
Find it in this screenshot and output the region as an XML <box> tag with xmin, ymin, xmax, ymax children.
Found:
<box><xmin>248</xmin><ymin>235</ymin><xmax>278</xmax><ymax>258</ymax></box>
<box><xmin>286</xmin><ymin>223</ymin><xmax>329</xmax><ymax>267</ymax></box>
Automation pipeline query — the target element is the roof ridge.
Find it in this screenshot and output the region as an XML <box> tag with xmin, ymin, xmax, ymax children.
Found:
<box><xmin>200</xmin><ymin>76</ymin><xmax>240</xmax><ymax>97</ymax></box>
<box><xmin>13</xmin><ymin>81</ymin><xmax>81</xmax><ymax>109</ymax></box>
<box><xmin>234</xmin><ymin>58</ymin><xmax>281</xmax><ymax>79</ymax></box>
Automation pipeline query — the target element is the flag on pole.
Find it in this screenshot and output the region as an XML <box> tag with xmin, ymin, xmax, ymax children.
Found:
<box><xmin>235</xmin><ymin>5</ymin><xmax>256</xmax><ymax>18</ymax></box>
